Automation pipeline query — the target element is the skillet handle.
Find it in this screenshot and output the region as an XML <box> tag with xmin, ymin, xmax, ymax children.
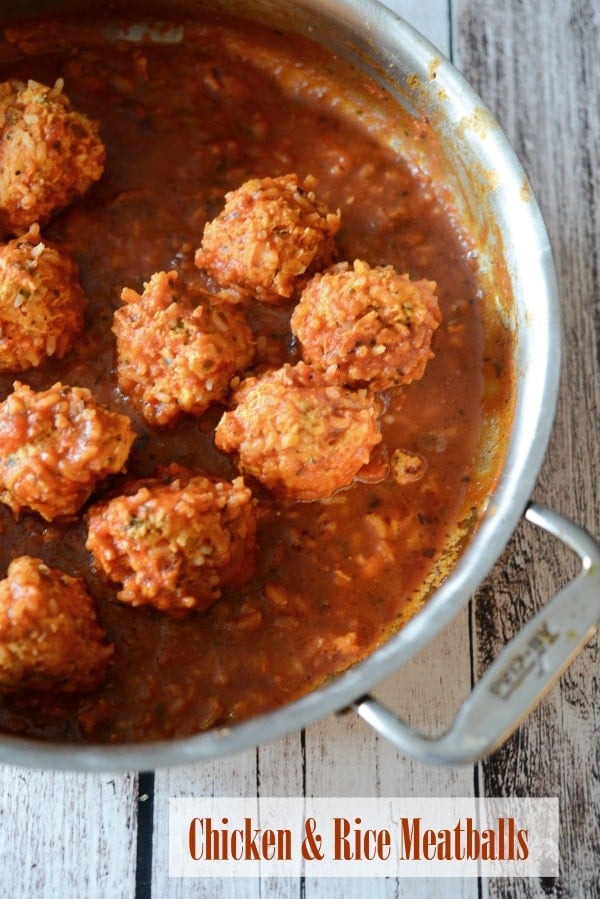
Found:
<box><xmin>353</xmin><ymin>502</ymin><xmax>600</xmax><ymax>765</ymax></box>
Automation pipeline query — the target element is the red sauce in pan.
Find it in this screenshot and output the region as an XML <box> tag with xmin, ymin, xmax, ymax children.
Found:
<box><xmin>0</xmin><ymin>10</ymin><xmax>512</xmax><ymax>742</ymax></box>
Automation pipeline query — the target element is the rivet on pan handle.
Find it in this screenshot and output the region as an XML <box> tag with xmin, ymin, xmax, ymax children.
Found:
<box><xmin>353</xmin><ymin>502</ymin><xmax>600</xmax><ymax>765</ymax></box>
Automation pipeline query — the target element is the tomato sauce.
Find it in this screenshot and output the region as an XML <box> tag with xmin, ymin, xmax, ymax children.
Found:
<box><xmin>0</xmin><ymin>9</ymin><xmax>512</xmax><ymax>742</ymax></box>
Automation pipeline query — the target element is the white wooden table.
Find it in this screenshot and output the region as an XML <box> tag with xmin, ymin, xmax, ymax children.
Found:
<box><xmin>1</xmin><ymin>1</ymin><xmax>598</xmax><ymax>897</ymax></box>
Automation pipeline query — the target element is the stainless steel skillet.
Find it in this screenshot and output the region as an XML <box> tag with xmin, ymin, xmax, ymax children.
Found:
<box><xmin>0</xmin><ymin>0</ymin><xmax>597</xmax><ymax>770</ymax></box>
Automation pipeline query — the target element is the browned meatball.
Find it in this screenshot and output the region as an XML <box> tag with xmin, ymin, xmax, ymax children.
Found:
<box><xmin>86</xmin><ymin>465</ymin><xmax>257</xmax><ymax>616</ymax></box>
<box><xmin>195</xmin><ymin>174</ymin><xmax>340</xmax><ymax>303</ymax></box>
<box><xmin>0</xmin><ymin>555</ymin><xmax>113</xmax><ymax>693</ymax></box>
<box><xmin>215</xmin><ymin>362</ymin><xmax>382</xmax><ymax>501</ymax></box>
<box><xmin>0</xmin><ymin>78</ymin><xmax>105</xmax><ymax>235</ymax></box>
<box><xmin>290</xmin><ymin>260</ymin><xmax>441</xmax><ymax>390</ymax></box>
<box><xmin>113</xmin><ymin>270</ymin><xmax>255</xmax><ymax>427</ymax></box>
<box><xmin>0</xmin><ymin>381</ymin><xmax>136</xmax><ymax>521</ymax></box>
<box><xmin>0</xmin><ymin>224</ymin><xmax>86</xmax><ymax>372</ymax></box>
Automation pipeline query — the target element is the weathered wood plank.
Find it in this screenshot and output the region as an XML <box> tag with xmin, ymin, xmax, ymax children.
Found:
<box><xmin>301</xmin><ymin>606</ymin><xmax>477</xmax><ymax>899</ymax></box>
<box><xmin>153</xmin><ymin>740</ymin><xmax>304</xmax><ymax>898</ymax></box>
<box><xmin>453</xmin><ymin>0</ymin><xmax>600</xmax><ymax>896</ymax></box>
<box><xmin>153</xmin><ymin>750</ymin><xmax>262</xmax><ymax>899</ymax></box>
<box><xmin>0</xmin><ymin>767</ymin><xmax>139</xmax><ymax>899</ymax></box>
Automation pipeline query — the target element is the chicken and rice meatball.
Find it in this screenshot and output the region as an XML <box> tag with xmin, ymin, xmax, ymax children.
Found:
<box><xmin>291</xmin><ymin>260</ymin><xmax>441</xmax><ymax>390</ymax></box>
<box><xmin>0</xmin><ymin>224</ymin><xmax>86</xmax><ymax>372</ymax></box>
<box><xmin>0</xmin><ymin>78</ymin><xmax>105</xmax><ymax>235</ymax></box>
<box><xmin>195</xmin><ymin>174</ymin><xmax>340</xmax><ymax>303</ymax></box>
<box><xmin>86</xmin><ymin>465</ymin><xmax>257</xmax><ymax>616</ymax></box>
<box><xmin>0</xmin><ymin>555</ymin><xmax>113</xmax><ymax>693</ymax></box>
<box><xmin>113</xmin><ymin>270</ymin><xmax>255</xmax><ymax>427</ymax></box>
<box><xmin>0</xmin><ymin>381</ymin><xmax>136</xmax><ymax>521</ymax></box>
<box><xmin>215</xmin><ymin>362</ymin><xmax>383</xmax><ymax>502</ymax></box>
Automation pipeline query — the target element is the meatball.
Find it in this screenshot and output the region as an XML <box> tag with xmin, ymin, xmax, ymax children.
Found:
<box><xmin>0</xmin><ymin>555</ymin><xmax>112</xmax><ymax>693</ymax></box>
<box><xmin>0</xmin><ymin>381</ymin><xmax>136</xmax><ymax>521</ymax></box>
<box><xmin>215</xmin><ymin>362</ymin><xmax>383</xmax><ymax>501</ymax></box>
<box><xmin>0</xmin><ymin>78</ymin><xmax>105</xmax><ymax>235</ymax></box>
<box><xmin>290</xmin><ymin>260</ymin><xmax>441</xmax><ymax>390</ymax></box>
<box><xmin>195</xmin><ymin>174</ymin><xmax>340</xmax><ymax>303</ymax></box>
<box><xmin>86</xmin><ymin>465</ymin><xmax>257</xmax><ymax>616</ymax></box>
<box><xmin>0</xmin><ymin>224</ymin><xmax>86</xmax><ymax>372</ymax></box>
<box><xmin>113</xmin><ymin>270</ymin><xmax>255</xmax><ymax>427</ymax></box>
